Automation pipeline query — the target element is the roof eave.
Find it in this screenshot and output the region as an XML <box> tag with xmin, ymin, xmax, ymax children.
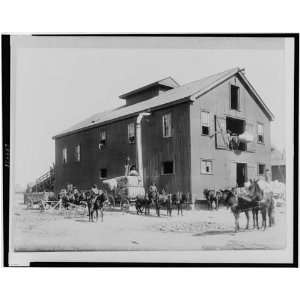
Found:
<box><xmin>190</xmin><ymin>68</ymin><xmax>241</xmax><ymax>101</ymax></box>
<box><xmin>52</xmin><ymin>97</ymin><xmax>192</xmax><ymax>139</ymax></box>
<box><xmin>238</xmin><ymin>72</ymin><xmax>275</xmax><ymax>121</ymax></box>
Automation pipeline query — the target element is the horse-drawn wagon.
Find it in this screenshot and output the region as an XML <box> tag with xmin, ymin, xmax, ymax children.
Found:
<box><xmin>102</xmin><ymin>175</ymin><xmax>145</xmax><ymax>211</ymax></box>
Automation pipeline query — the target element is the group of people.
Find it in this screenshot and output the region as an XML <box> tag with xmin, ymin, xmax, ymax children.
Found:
<box><xmin>57</xmin><ymin>184</ymin><xmax>106</xmax><ymax>210</ymax></box>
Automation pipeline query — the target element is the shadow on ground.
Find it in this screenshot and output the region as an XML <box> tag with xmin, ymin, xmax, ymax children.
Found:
<box><xmin>193</xmin><ymin>230</ymin><xmax>236</xmax><ymax>237</ymax></box>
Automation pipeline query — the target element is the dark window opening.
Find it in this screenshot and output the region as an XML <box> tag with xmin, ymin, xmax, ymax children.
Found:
<box><xmin>226</xmin><ymin>117</ymin><xmax>246</xmax><ymax>151</ymax></box>
<box><xmin>100</xmin><ymin>168</ymin><xmax>107</xmax><ymax>179</ymax></box>
<box><xmin>202</xmin><ymin>126</ymin><xmax>209</xmax><ymax>135</ymax></box>
<box><xmin>128</xmin><ymin>123</ymin><xmax>135</xmax><ymax>143</ymax></box>
<box><xmin>201</xmin><ymin>111</ymin><xmax>210</xmax><ymax>136</ymax></box>
<box><xmin>128</xmin><ymin>136</ymin><xmax>135</xmax><ymax>144</ymax></box>
<box><xmin>99</xmin><ymin>131</ymin><xmax>106</xmax><ymax>150</ymax></box>
<box><xmin>162</xmin><ymin>161</ymin><xmax>174</xmax><ymax>175</ymax></box>
<box><xmin>230</xmin><ymin>85</ymin><xmax>239</xmax><ymax>110</ymax></box>
<box><xmin>257</xmin><ymin>124</ymin><xmax>264</xmax><ymax>143</ymax></box>
<box><xmin>258</xmin><ymin>164</ymin><xmax>265</xmax><ymax>176</ymax></box>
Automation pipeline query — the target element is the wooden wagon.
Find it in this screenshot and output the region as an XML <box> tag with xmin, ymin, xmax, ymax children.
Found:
<box><xmin>102</xmin><ymin>175</ymin><xmax>145</xmax><ymax>210</ymax></box>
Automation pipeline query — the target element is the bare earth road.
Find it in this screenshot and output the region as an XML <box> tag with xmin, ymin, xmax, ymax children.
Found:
<box><xmin>13</xmin><ymin>194</ymin><xmax>286</xmax><ymax>252</ymax></box>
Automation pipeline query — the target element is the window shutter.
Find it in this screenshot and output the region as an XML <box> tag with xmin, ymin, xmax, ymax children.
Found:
<box><xmin>245</xmin><ymin>122</ymin><xmax>256</xmax><ymax>152</ymax></box>
<box><xmin>247</xmin><ymin>163</ymin><xmax>257</xmax><ymax>181</ymax></box>
<box><xmin>215</xmin><ymin>115</ymin><xmax>227</xmax><ymax>149</ymax></box>
<box><xmin>229</xmin><ymin>162</ymin><xmax>236</xmax><ymax>187</ymax></box>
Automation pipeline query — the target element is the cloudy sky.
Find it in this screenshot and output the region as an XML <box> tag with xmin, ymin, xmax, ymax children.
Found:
<box><xmin>12</xmin><ymin>36</ymin><xmax>288</xmax><ymax>186</ymax></box>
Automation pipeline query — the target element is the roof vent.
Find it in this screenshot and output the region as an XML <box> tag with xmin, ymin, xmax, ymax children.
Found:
<box><xmin>119</xmin><ymin>76</ymin><xmax>180</xmax><ymax>106</ymax></box>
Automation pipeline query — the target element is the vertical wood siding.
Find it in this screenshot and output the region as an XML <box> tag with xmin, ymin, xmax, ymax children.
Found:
<box><xmin>54</xmin><ymin>102</ymin><xmax>191</xmax><ymax>194</ymax></box>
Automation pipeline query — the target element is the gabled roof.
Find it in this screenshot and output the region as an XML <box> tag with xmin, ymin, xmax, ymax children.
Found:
<box><xmin>53</xmin><ymin>67</ymin><xmax>274</xmax><ymax>139</ymax></box>
<box><xmin>119</xmin><ymin>76</ymin><xmax>180</xmax><ymax>99</ymax></box>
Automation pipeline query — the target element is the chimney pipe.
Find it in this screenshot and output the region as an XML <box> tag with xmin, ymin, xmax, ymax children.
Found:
<box><xmin>136</xmin><ymin>112</ymin><xmax>151</xmax><ymax>183</ymax></box>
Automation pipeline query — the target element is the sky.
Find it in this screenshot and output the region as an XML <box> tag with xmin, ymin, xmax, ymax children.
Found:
<box><xmin>12</xmin><ymin>37</ymin><xmax>287</xmax><ymax>186</ymax></box>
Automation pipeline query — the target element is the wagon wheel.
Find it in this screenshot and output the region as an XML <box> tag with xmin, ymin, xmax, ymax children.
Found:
<box><xmin>120</xmin><ymin>196</ymin><xmax>130</xmax><ymax>213</ymax></box>
<box><xmin>107</xmin><ymin>194</ymin><xmax>116</xmax><ymax>208</ymax></box>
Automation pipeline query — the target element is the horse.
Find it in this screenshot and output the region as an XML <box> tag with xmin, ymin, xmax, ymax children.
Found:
<box><xmin>85</xmin><ymin>191</ymin><xmax>94</xmax><ymax>222</ymax></box>
<box><xmin>203</xmin><ymin>189</ymin><xmax>217</xmax><ymax>210</ymax></box>
<box><xmin>222</xmin><ymin>179</ymin><xmax>274</xmax><ymax>232</ymax></box>
<box><xmin>215</xmin><ymin>190</ymin><xmax>223</xmax><ymax>210</ymax></box>
<box><xmin>222</xmin><ymin>187</ymin><xmax>260</xmax><ymax>232</ymax></box>
<box><xmin>246</xmin><ymin>180</ymin><xmax>265</xmax><ymax>229</ymax></box>
<box><xmin>165</xmin><ymin>193</ymin><xmax>173</xmax><ymax>216</ymax></box>
<box><xmin>86</xmin><ymin>191</ymin><xmax>107</xmax><ymax>222</ymax></box>
<box><xmin>247</xmin><ymin>179</ymin><xmax>275</xmax><ymax>229</ymax></box>
<box><xmin>92</xmin><ymin>192</ymin><xmax>107</xmax><ymax>222</ymax></box>
<box><xmin>175</xmin><ymin>192</ymin><xmax>184</xmax><ymax>216</ymax></box>
<box><xmin>149</xmin><ymin>190</ymin><xmax>160</xmax><ymax>217</ymax></box>
<box><xmin>135</xmin><ymin>196</ymin><xmax>145</xmax><ymax>215</ymax></box>
<box><xmin>135</xmin><ymin>194</ymin><xmax>153</xmax><ymax>215</ymax></box>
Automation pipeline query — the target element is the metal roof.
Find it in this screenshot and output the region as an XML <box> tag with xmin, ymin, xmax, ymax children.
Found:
<box><xmin>53</xmin><ymin>67</ymin><xmax>274</xmax><ymax>139</ymax></box>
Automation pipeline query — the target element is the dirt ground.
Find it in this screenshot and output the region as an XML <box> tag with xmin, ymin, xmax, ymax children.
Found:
<box><xmin>12</xmin><ymin>194</ymin><xmax>286</xmax><ymax>251</ymax></box>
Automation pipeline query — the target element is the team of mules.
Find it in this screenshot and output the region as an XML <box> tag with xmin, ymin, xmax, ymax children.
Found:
<box><xmin>204</xmin><ymin>180</ymin><xmax>275</xmax><ymax>232</ymax></box>
<box><xmin>135</xmin><ymin>190</ymin><xmax>187</xmax><ymax>217</ymax></box>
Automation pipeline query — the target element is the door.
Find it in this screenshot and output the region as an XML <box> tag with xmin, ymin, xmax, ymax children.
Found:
<box><xmin>236</xmin><ymin>163</ymin><xmax>247</xmax><ymax>187</ymax></box>
<box><xmin>215</xmin><ymin>115</ymin><xmax>227</xmax><ymax>149</ymax></box>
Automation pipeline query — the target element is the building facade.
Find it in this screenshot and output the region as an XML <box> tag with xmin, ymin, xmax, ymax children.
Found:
<box><xmin>53</xmin><ymin>67</ymin><xmax>274</xmax><ymax>200</ymax></box>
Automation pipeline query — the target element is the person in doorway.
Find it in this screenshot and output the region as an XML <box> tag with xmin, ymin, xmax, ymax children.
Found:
<box><xmin>225</xmin><ymin>129</ymin><xmax>232</xmax><ymax>148</ymax></box>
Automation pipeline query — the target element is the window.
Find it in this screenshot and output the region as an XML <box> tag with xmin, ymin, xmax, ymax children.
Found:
<box><xmin>62</xmin><ymin>148</ymin><xmax>67</xmax><ymax>164</ymax></box>
<box><xmin>99</xmin><ymin>131</ymin><xmax>106</xmax><ymax>149</ymax></box>
<box><xmin>230</xmin><ymin>84</ymin><xmax>240</xmax><ymax>110</ymax></box>
<box><xmin>100</xmin><ymin>168</ymin><xmax>107</xmax><ymax>179</ymax></box>
<box><xmin>162</xmin><ymin>113</ymin><xmax>172</xmax><ymax>137</ymax></box>
<box><xmin>162</xmin><ymin>161</ymin><xmax>174</xmax><ymax>175</ymax></box>
<box><xmin>128</xmin><ymin>123</ymin><xmax>135</xmax><ymax>143</ymax></box>
<box><xmin>201</xmin><ymin>111</ymin><xmax>210</xmax><ymax>135</ymax></box>
<box><xmin>257</xmin><ymin>123</ymin><xmax>264</xmax><ymax>143</ymax></box>
<box><xmin>258</xmin><ymin>164</ymin><xmax>265</xmax><ymax>176</ymax></box>
<box><xmin>200</xmin><ymin>159</ymin><xmax>213</xmax><ymax>174</ymax></box>
<box><xmin>74</xmin><ymin>144</ymin><xmax>80</xmax><ymax>162</ymax></box>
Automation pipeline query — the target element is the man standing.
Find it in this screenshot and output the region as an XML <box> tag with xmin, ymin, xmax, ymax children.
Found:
<box><xmin>149</xmin><ymin>182</ymin><xmax>159</xmax><ymax>216</ymax></box>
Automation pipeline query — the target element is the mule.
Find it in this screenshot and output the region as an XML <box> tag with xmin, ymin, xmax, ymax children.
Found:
<box><xmin>222</xmin><ymin>188</ymin><xmax>259</xmax><ymax>232</ymax></box>
<box><xmin>135</xmin><ymin>196</ymin><xmax>145</xmax><ymax>215</ymax></box>
<box><xmin>247</xmin><ymin>180</ymin><xmax>275</xmax><ymax>230</ymax></box>
<box><xmin>166</xmin><ymin>193</ymin><xmax>173</xmax><ymax>216</ymax></box>
<box><xmin>175</xmin><ymin>192</ymin><xmax>184</xmax><ymax>216</ymax></box>
<box><xmin>149</xmin><ymin>190</ymin><xmax>160</xmax><ymax>217</ymax></box>
<box><xmin>85</xmin><ymin>191</ymin><xmax>94</xmax><ymax>222</ymax></box>
<box><xmin>92</xmin><ymin>192</ymin><xmax>107</xmax><ymax>222</ymax></box>
<box><xmin>203</xmin><ymin>189</ymin><xmax>217</xmax><ymax>210</ymax></box>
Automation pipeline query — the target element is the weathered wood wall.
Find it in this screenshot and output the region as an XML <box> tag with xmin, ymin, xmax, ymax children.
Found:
<box><xmin>54</xmin><ymin>102</ymin><xmax>191</xmax><ymax>195</ymax></box>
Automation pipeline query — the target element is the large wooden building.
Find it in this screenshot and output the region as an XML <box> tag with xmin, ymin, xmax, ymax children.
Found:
<box><xmin>53</xmin><ymin>67</ymin><xmax>274</xmax><ymax>200</ymax></box>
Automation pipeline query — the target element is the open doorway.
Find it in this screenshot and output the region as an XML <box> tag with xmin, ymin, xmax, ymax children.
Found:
<box><xmin>226</xmin><ymin>117</ymin><xmax>246</xmax><ymax>151</ymax></box>
<box><xmin>236</xmin><ymin>163</ymin><xmax>247</xmax><ymax>187</ymax></box>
